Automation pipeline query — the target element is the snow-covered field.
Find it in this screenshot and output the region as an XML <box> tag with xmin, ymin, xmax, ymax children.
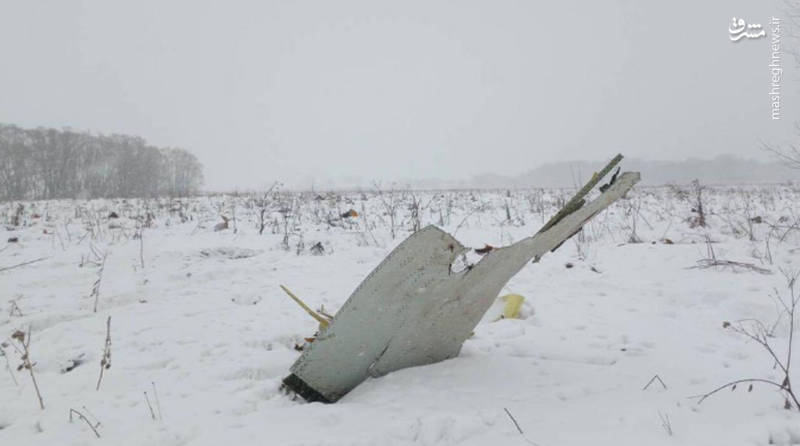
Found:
<box><xmin>2</xmin><ymin>183</ymin><xmax>800</xmax><ymax>446</ymax></box>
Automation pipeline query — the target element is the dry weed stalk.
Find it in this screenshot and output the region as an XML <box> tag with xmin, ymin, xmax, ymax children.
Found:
<box><xmin>257</xmin><ymin>182</ymin><xmax>279</xmax><ymax>235</ymax></box>
<box><xmin>91</xmin><ymin>252</ymin><xmax>108</xmax><ymax>313</ymax></box>
<box><xmin>503</xmin><ymin>407</ymin><xmax>539</xmax><ymax>446</ymax></box>
<box><xmin>643</xmin><ymin>374</ymin><xmax>668</xmax><ymax>390</ymax></box>
<box><xmin>69</xmin><ymin>408</ymin><xmax>101</xmax><ymax>438</ymax></box>
<box><xmin>690</xmin><ymin>235</ymin><xmax>771</xmax><ymax>274</ymax></box>
<box><xmin>151</xmin><ymin>381</ymin><xmax>163</xmax><ymax>421</ymax></box>
<box><xmin>0</xmin><ymin>342</ymin><xmax>18</xmax><ymax>386</ymax></box>
<box><xmin>96</xmin><ymin>316</ymin><xmax>112</xmax><ymax>390</ymax></box>
<box><xmin>10</xmin><ymin>327</ymin><xmax>44</xmax><ymax>409</ymax></box>
<box><xmin>136</xmin><ymin>223</ymin><xmax>145</xmax><ymax>269</ymax></box>
<box><xmin>658</xmin><ymin>411</ymin><xmax>673</xmax><ymax>436</ymax></box>
<box><xmin>0</xmin><ymin>257</ymin><xmax>48</xmax><ymax>273</ymax></box>
<box><xmin>8</xmin><ymin>300</ymin><xmax>23</xmax><ymax>317</ymax></box>
<box><xmin>695</xmin><ymin>269</ymin><xmax>800</xmax><ymax>410</ymax></box>
<box><xmin>144</xmin><ymin>391</ymin><xmax>157</xmax><ymax>420</ymax></box>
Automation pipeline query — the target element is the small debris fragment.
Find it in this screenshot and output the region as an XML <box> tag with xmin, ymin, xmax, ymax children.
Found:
<box><xmin>474</xmin><ymin>244</ymin><xmax>494</xmax><ymax>255</ymax></box>
<box><xmin>599</xmin><ymin>166</ymin><xmax>621</xmax><ymax>192</ymax></box>
<box><xmin>500</xmin><ymin>294</ymin><xmax>524</xmax><ymax>319</ymax></box>
<box><xmin>340</xmin><ymin>209</ymin><xmax>358</xmax><ymax>218</ymax></box>
<box><xmin>280</xmin><ymin>285</ymin><xmax>331</xmax><ymax>329</ymax></box>
<box><xmin>310</xmin><ymin>242</ymin><xmax>325</xmax><ymax>256</ymax></box>
<box><xmin>565</xmin><ymin>262</ymin><xmax>574</xmax><ymax>269</ymax></box>
<box><xmin>7</xmin><ymin>237</ymin><xmax>18</xmax><ymax>243</ymax></box>
<box><xmin>213</xmin><ymin>216</ymin><xmax>230</xmax><ymax>232</ymax></box>
<box><xmin>60</xmin><ymin>355</ymin><xmax>86</xmax><ymax>373</ymax></box>
<box><xmin>108</xmin><ymin>212</ymin><xmax>119</xmax><ymax>219</ymax></box>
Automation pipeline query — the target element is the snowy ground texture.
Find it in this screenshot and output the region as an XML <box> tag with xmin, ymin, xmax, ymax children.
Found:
<box><xmin>2</xmin><ymin>183</ymin><xmax>800</xmax><ymax>446</ymax></box>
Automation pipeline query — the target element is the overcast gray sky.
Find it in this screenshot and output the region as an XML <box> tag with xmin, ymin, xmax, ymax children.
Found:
<box><xmin>1</xmin><ymin>1</ymin><xmax>798</xmax><ymax>189</ymax></box>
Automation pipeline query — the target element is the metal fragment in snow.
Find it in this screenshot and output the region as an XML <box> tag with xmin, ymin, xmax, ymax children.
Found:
<box><xmin>284</xmin><ymin>165</ymin><xmax>640</xmax><ymax>403</ymax></box>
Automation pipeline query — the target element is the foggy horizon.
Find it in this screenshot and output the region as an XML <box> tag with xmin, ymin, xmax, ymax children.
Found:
<box><xmin>2</xmin><ymin>1</ymin><xmax>798</xmax><ymax>190</ymax></box>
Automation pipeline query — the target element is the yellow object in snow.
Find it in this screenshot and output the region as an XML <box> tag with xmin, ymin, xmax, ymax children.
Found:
<box><xmin>499</xmin><ymin>294</ymin><xmax>524</xmax><ymax>319</ymax></box>
<box><xmin>280</xmin><ymin>285</ymin><xmax>331</xmax><ymax>329</ymax></box>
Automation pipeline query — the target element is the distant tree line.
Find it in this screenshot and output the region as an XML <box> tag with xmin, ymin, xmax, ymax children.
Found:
<box><xmin>0</xmin><ymin>124</ymin><xmax>203</xmax><ymax>201</ymax></box>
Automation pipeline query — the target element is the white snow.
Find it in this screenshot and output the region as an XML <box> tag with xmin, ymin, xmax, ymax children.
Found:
<box><xmin>1</xmin><ymin>185</ymin><xmax>799</xmax><ymax>445</ymax></box>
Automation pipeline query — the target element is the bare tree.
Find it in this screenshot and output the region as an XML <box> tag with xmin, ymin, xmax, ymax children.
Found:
<box><xmin>0</xmin><ymin>124</ymin><xmax>204</xmax><ymax>201</ymax></box>
<box><xmin>373</xmin><ymin>181</ymin><xmax>401</xmax><ymax>239</ymax></box>
<box><xmin>763</xmin><ymin>123</ymin><xmax>800</xmax><ymax>170</ymax></box>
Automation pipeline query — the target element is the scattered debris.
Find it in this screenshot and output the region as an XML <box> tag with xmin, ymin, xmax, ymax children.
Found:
<box><xmin>213</xmin><ymin>216</ymin><xmax>230</xmax><ymax>232</ymax></box>
<box><xmin>310</xmin><ymin>242</ymin><xmax>325</xmax><ymax>256</ymax></box>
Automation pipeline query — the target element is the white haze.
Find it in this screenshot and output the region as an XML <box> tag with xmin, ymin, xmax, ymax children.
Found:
<box><xmin>0</xmin><ymin>0</ymin><xmax>798</xmax><ymax>190</ymax></box>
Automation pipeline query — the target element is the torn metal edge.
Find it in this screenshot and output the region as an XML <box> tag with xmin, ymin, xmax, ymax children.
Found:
<box><xmin>282</xmin><ymin>373</ymin><xmax>333</xmax><ymax>404</ymax></box>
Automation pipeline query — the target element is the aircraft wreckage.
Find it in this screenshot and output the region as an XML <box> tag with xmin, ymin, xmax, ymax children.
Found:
<box><xmin>282</xmin><ymin>154</ymin><xmax>640</xmax><ymax>403</ymax></box>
